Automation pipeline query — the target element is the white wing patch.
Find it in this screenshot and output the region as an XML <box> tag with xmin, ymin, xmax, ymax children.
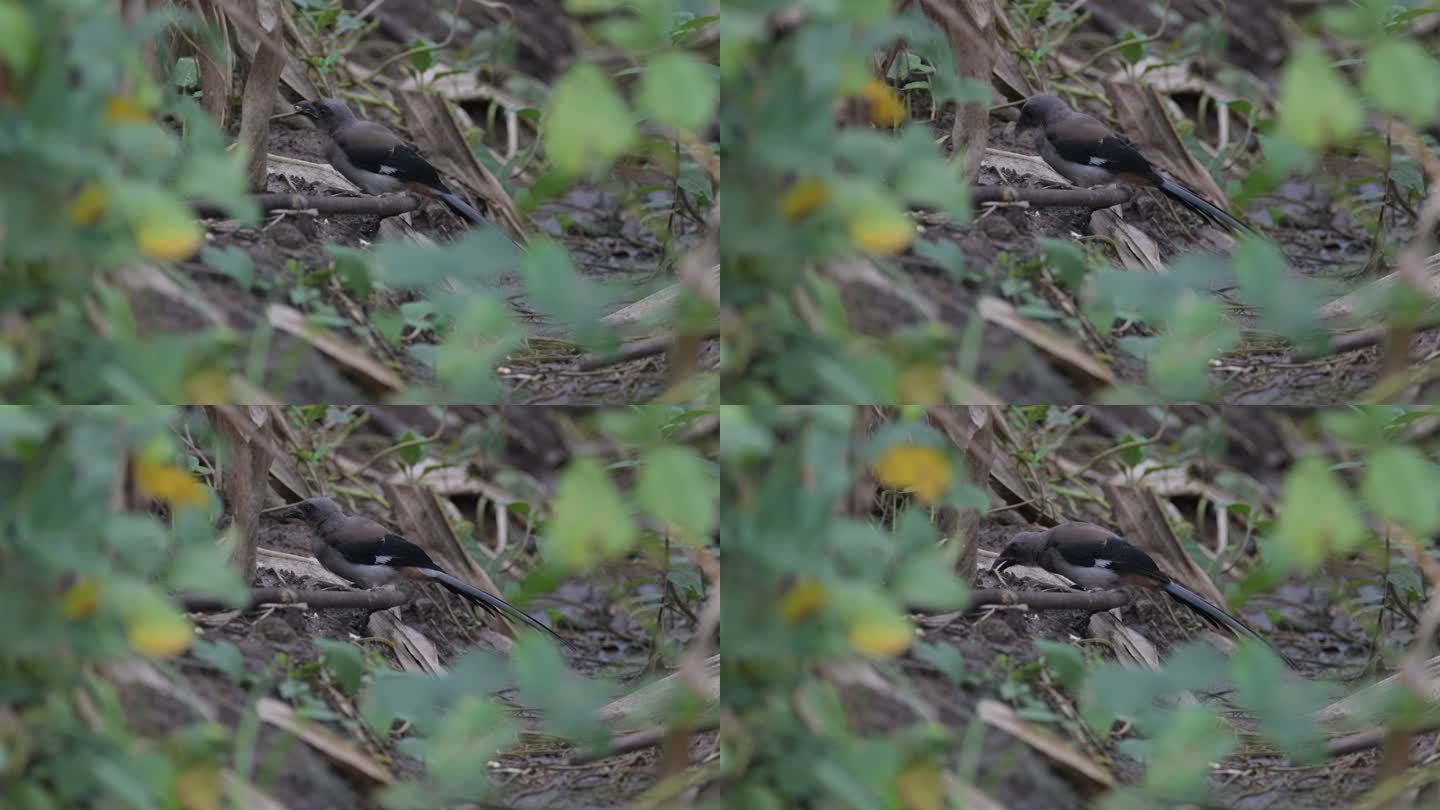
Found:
<box><xmin>1088</xmin><ymin>156</ymin><xmax>1110</xmax><ymax>166</ymax></box>
<box><xmin>378</xmin><ymin>165</ymin><xmax>401</xmax><ymax>175</ymax></box>
<box><xmin>1093</xmin><ymin>558</ymin><xmax>1112</xmax><ymax>568</ymax></box>
<box><xmin>374</xmin><ymin>555</ymin><xmax>394</xmax><ymax>564</ymax></box>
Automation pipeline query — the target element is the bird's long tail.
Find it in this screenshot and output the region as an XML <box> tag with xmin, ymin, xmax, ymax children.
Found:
<box><xmin>1161</xmin><ymin>580</ymin><xmax>1290</xmax><ymax>666</ymax></box>
<box><xmin>422</xmin><ymin>568</ymin><xmax>573</xmax><ymax>649</ymax></box>
<box><xmin>437</xmin><ymin>192</ymin><xmax>489</xmax><ymax>227</ymax></box>
<box><xmin>1157</xmin><ymin>178</ymin><xmax>1252</xmax><ymax>235</ymax></box>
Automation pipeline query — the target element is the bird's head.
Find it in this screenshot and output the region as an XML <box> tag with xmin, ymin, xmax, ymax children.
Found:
<box><xmin>1015</xmin><ymin>93</ymin><xmax>1066</xmax><ymax>133</ymax></box>
<box><xmin>272</xmin><ymin>496</ymin><xmax>343</xmax><ymax>527</ymax></box>
<box><xmin>294</xmin><ymin>98</ymin><xmax>353</xmax><ymax>132</ymax></box>
<box><xmin>993</xmin><ymin>530</ymin><xmax>1048</xmax><ymax>575</ymax></box>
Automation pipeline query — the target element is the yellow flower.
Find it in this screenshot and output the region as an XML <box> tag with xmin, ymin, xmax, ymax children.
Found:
<box><xmin>127</xmin><ymin>606</ymin><xmax>194</xmax><ymax>657</ymax></box>
<box><xmin>896</xmin><ymin>762</ymin><xmax>944</xmax><ymax>810</ymax></box>
<box><xmin>60</xmin><ymin>577</ymin><xmax>100</xmax><ymax>618</ymax></box>
<box><xmin>104</xmin><ymin>95</ymin><xmax>152</xmax><ymax>124</ymax></box>
<box><xmin>67</xmin><ymin>183</ymin><xmax>109</xmax><ymax>225</ymax></box>
<box><xmin>133</xmin><ymin>457</ymin><xmax>209</xmax><ymax>509</ymax></box>
<box><xmin>183</xmin><ymin>369</ymin><xmax>232</xmax><ymax>403</ymax></box>
<box><xmin>781</xmin><ymin>178</ymin><xmax>830</xmax><ymax>221</ymax></box>
<box><xmin>849</xmin><ymin>609</ymin><xmax>913</xmax><ymax>658</ymax></box>
<box><xmin>898</xmin><ymin>365</ymin><xmax>943</xmax><ymax>404</ymax></box>
<box><xmin>873</xmin><ymin>444</ymin><xmax>952</xmax><ymax>504</ymax></box>
<box><xmin>175</xmin><ymin>764</ymin><xmax>221</xmax><ymax>810</ymax></box>
<box><xmin>859</xmin><ymin>78</ymin><xmax>906</xmax><ymax>127</ymax></box>
<box><xmin>779</xmin><ymin>577</ymin><xmax>828</xmax><ymax>621</ymax></box>
<box><xmin>846</xmin><ymin>201</ymin><xmax>915</xmax><ymax>252</ymax></box>
<box><xmin>135</xmin><ymin>216</ymin><xmax>203</xmax><ymax>262</ymax></box>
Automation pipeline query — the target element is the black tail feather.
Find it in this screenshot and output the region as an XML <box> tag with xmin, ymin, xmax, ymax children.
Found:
<box><xmin>1157</xmin><ymin>178</ymin><xmax>1252</xmax><ymax>235</ymax></box>
<box><xmin>1162</xmin><ymin>580</ymin><xmax>1291</xmax><ymax>667</ymax></box>
<box><xmin>437</xmin><ymin>191</ymin><xmax>489</xmax><ymax>227</ymax></box>
<box><xmin>424</xmin><ymin>568</ymin><xmax>574</xmax><ymax>650</ymax></box>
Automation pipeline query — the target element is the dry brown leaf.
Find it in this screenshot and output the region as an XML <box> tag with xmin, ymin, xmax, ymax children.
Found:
<box><xmin>266</xmin><ymin>154</ymin><xmax>360</xmax><ymax>193</ymax></box>
<box><xmin>222</xmin><ymin>772</ymin><xmax>289</xmax><ymax>810</ymax></box>
<box><xmin>978</xmin><ymin>699</ymin><xmax>1114</xmax><ymax>792</ymax></box>
<box><xmin>393</xmin><ymin>91</ymin><xmax>528</xmax><ymax>242</ymax></box>
<box><xmin>981</xmin><ymin>147</ymin><xmax>1068</xmax><ymax>185</ymax></box>
<box><xmin>369</xmin><ymin>611</ymin><xmax>446</xmax><ymax>675</ymax></box>
<box><xmin>597</xmin><ymin>654</ymin><xmax>719</xmax><ymax>730</ymax></box>
<box><xmin>1316</xmin><ymin>657</ymin><xmax>1440</xmax><ymax>728</ymax></box>
<box><xmin>266</xmin><ymin>304</ymin><xmax>404</xmax><ymax>394</ymax></box>
<box><xmin>1090</xmin><ymin>209</ymin><xmax>1165</xmax><ymax>272</ymax></box>
<box><xmin>219</xmin><ymin>0</ymin><xmax>318</xmax><ymax>101</ymax></box>
<box><xmin>257</xmin><ymin>546</ymin><xmax>349</xmax><ymax>586</ymax></box>
<box><xmin>978</xmin><ymin>296</ymin><xmax>1116</xmax><ymax>389</ymax></box>
<box><xmin>257</xmin><ymin>698</ymin><xmax>392</xmax><ymax>785</ymax></box>
<box><xmin>1105</xmin><ymin>81</ymin><xmax>1228</xmax><ymax>208</ymax></box>
<box><xmin>1320</xmin><ymin>254</ymin><xmax>1440</xmax><ymax>323</ymax></box>
<box><xmin>1103</xmin><ymin>484</ymin><xmax>1227</xmax><ymax>606</ymax></box>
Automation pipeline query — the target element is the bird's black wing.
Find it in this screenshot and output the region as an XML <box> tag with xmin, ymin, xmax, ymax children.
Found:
<box><xmin>1050</xmin><ymin>134</ymin><xmax>1156</xmax><ymax>180</ymax></box>
<box><xmin>330</xmin><ymin>535</ymin><xmax>440</xmax><ymax>570</ymax></box>
<box><xmin>335</xmin><ymin>124</ymin><xmax>448</xmax><ymax>191</ymax></box>
<box><xmin>1052</xmin><ymin>534</ymin><xmax>1165</xmax><ymax>579</ymax></box>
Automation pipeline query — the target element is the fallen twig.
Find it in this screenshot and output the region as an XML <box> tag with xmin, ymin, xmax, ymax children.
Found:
<box><xmin>175</xmin><ymin>587</ymin><xmax>408</xmax><ymax>612</ymax></box>
<box><xmin>193</xmin><ymin>193</ymin><xmax>423</xmax><ymax>219</ymax></box>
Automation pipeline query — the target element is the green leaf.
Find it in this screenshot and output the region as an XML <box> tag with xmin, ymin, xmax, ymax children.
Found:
<box><xmin>546</xmin><ymin>457</ymin><xmax>638</xmax><ymax>571</ymax></box>
<box><xmin>890</xmin><ymin>552</ymin><xmax>969</xmax><ymax>610</ymax></box>
<box><xmin>1273</xmin><ymin>455</ymin><xmax>1366</xmax><ymax>570</ymax></box>
<box><xmin>396</xmin><ymin>431</ymin><xmax>425</xmax><ymax>467</ymax></box>
<box><xmin>1362</xmin><ymin>445</ymin><xmax>1440</xmax><ymax>537</ymax></box>
<box><xmin>316</xmin><ymin>638</ymin><xmax>367</xmax><ymax>695</ymax></box>
<box><xmin>512</xmin><ymin>635</ymin><xmax>611</xmax><ymax>750</ymax></box>
<box><xmin>190</xmin><ymin>639</ymin><xmax>244</xmax><ymax>682</ymax></box>
<box><xmin>0</xmin><ymin>2</ymin><xmax>35</xmax><ymax>74</ymax></box>
<box><xmin>1278</xmin><ymin>43</ymin><xmax>1363</xmax><ymax>149</ymax></box>
<box><xmin>636</xmin><ymin>445</ymin><xmax>716</xmax><ymax>543</ymax></box>
<box><xmin>912</xmin><ymin>640</ymin><xmax>967</xmax><ymax>684</ymax></box>
<box><xmin>1035</xmin><ymin>640</ymin><xmax>1087</xmax><ymax>692</ymax></box>
<box><xmin>543</xmin><ymin>64</ymin><xmax>635</xmax><ymax>176</ymax></box>
<box><xmin>1362</xmin><ymin>39</ymin><xmax>1440</xmax><ymax>127</ymax></box>
<box><xmin>636</xmin><ymin>51</ymin><xmax>717</xmax><ymax>131</ymax></box>
<box><xmin>1038</xmin><ymin>237</ymin><xmax>1091</xmax><ymax>288</ymax></box>
<box><xmin>201</xmin><ymin>246</ymin><xmax>255</xmax><ymax>290</ymax></box>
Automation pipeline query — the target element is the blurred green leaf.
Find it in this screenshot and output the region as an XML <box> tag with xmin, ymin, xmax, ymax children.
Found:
<box><xmin>637</xmin><ymin>445</ymin><xmax>716</xmax><ymax>543</ymax></box>
<box><xmin>1362</xmin><ymin>444</ymin><xmax>1440</xmax><ymax>536</ymax></box>
<box><xmin>190</xmin><ymin>639</ymin><xmax>244</xmax><ymax>682</ymax></box>
<box><xmin>316</xmin><ymin>638</ymin><xmax>367</xmax><ymax>695</ymax></box>
<box><xmin>1361</xmin><ymin>38</ymin><xmax>1440</xmax><ymax>127</ymax></box>
<box><xmin>201</xmin><ymin>246</ymin><xmax>255</xmax><ymax>290</ymax></box>
<box><xmin>1278</xmin><ymin>43</ymin><xmax>1363</xmax><ymax>149</ymax></box>
<box><xmin>547</xmin><ymin>456</ymin><xmax>638</xmax><ymax>571</ymax></box>
<box><xmin>637</xmin><ymin>51</ymin><xmax>717</xmax><ymax>131</ymax></box>
<box><xmin>543</xmin><ymin>64</ymin><xmax>635</xmax><ymax>176</ymax></box>
<box><xmin>1274</xmin><ymin>455</ymin><xmax>1366</xmax><ymax>570</ymax></box>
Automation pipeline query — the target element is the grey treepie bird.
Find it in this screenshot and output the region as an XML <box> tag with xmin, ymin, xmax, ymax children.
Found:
<box><xmin>294</xmin><ymin>98</ymin><xmax>489</xmax><ymax>227</ymax></box>
<box><xmin>1015</xmin><ymin>93</ymin><xmax>1251</xmax><ymax>235</ymax></box>
<box><xmin>273</xmin><ymin>496</ymin><xmax>570</xmax><ymax>648</ymax></box>
<box><xmin>994</xmin><ymin>521</ymin><xmax>1290</xmax><ymax>666</ymax></box>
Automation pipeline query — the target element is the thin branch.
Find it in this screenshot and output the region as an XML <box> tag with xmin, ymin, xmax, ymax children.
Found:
<box><xmin>175</xmin><ymin>587</ymin><xmax>409</xmax><ymax>612</ymax></box>
<box><xmin>193</xmin><ymin>193</ymin><xmax>423</xmax><ymax>219</ymax></box>
<box><xmin>971</xmin><ymin>185</ymin><xmax>1134</xmax><ymax>209</ymax></box>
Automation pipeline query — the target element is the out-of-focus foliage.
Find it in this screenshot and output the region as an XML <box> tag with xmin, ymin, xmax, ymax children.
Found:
<box><xmin>0</xmin><ymin>406</ymin><xmax>247</xmax><ymax>808</ymax></box>
<box><xmin>1</xmin><ymin>404</ymin><xmax>718</xmax><ymax>808</ymax></box>
<box><xmin>0</xmin><ymin>0</ymin><xmax>253</xmax><ymax>402</ymax></box>
<box><xmin>720</xmin><ymin>0</ymin><xmax>978</xmax><ymax>402</ymax></box>
<box><xmin>718</xmin><ymin>406</ymin><xmax>979</xmax><ymax>807</ymax></box>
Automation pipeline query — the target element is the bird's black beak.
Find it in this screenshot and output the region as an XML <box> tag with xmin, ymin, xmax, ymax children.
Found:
<box><xmin>295</xmin><ymin>100</ymin><xmax>319</xmax><ymax>119</ymax></box>
<box><xmin>993</xmin><ymin>556</ymin><xmax>1014</xmax><ymax>575</ymax></box>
